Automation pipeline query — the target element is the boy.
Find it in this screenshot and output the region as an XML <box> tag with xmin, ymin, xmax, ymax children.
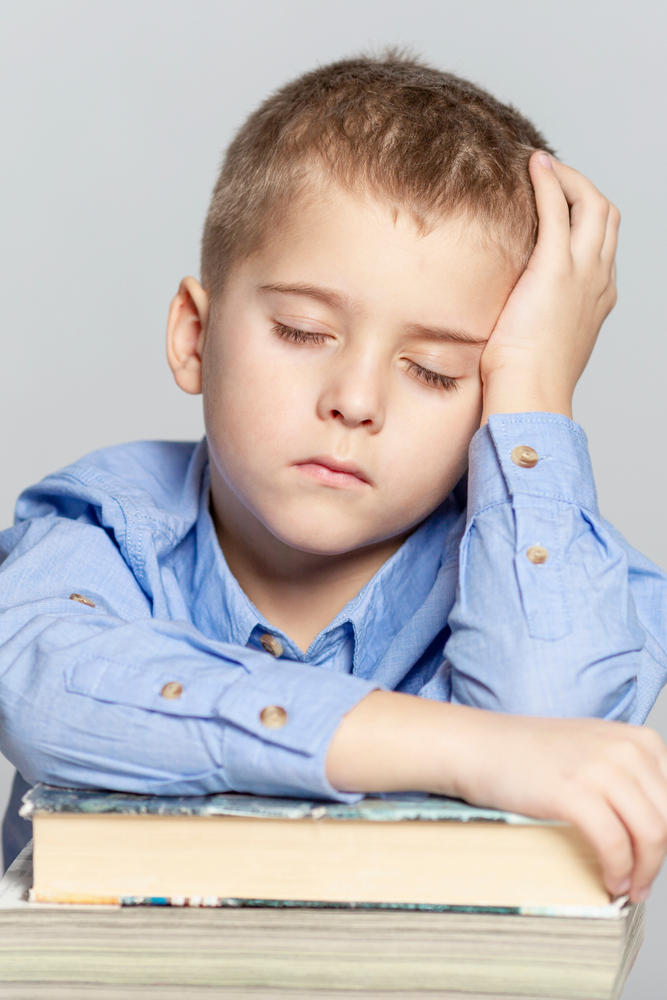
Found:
<box><xmin>2</xmin><ymin>53</ymin><xmax>667</xmax><ymax>905</ymax></box>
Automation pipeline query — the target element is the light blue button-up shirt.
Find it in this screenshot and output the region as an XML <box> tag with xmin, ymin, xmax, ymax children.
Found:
<box><xmin>1</xmin><ymin>413</ymin><xmax>666</xmax><ymax>807</ymax></box>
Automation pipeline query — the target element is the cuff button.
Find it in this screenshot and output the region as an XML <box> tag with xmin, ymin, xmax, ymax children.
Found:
<box><xmin>511</xmin><ymin>445</ymin><xmax>539</xmax><ymax>468</ymax></box>
<box><xmin>527</xmin><ymin>545</ymin><xmax>549</xmax><ymax>564</ymax></box>
<box><xmin>69</xmin><ymin>593</ymin><xmax>96</xmax><ymax>608</ymax></box>
<box><xmin>161</xmin><ymin>682</ymin><xmax>183</xmax><ymax>700</ymax></box>
<box><xmin>260</xmin><ymin>705</ymin><xmax>288</xmax><ymax>729</ymax></box>
<box><xmin>260</xmin><ymin>634</ymin><xmax>284</xmax><ymax>658</ymax></box>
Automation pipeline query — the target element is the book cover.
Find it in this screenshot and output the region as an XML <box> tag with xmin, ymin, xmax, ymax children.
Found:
<box><xmin>20</xmin><ymin>785</ymin><xmax>548</xmax><ymax>824</ymax></box>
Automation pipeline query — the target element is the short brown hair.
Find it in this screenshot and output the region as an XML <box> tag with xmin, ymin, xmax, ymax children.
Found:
<box><xmin>201</xmin><ymin>51</ymin><xmax>553</xmax><ymax>298</ymax></box>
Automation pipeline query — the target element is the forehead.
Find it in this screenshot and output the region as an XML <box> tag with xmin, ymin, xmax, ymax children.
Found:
<box><xmin>238</xmin><ymin>182</ymin><xmax>516</xmax><ymax>332</ymax></box>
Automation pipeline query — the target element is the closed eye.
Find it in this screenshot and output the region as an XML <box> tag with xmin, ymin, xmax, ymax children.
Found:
<box><xmin>272</xmin><ymin>322</ymin><xmax>332</xmax><ymax>346</ymax></box>
<box><xmin>273</xmin><ymin>323</ymin><xmax>458</xmax><ymax>391</ymax></box>
<box><xmin>404</xmin><ymin>360</ymin><xmax>459</xmax><ymax>392</ymax></box>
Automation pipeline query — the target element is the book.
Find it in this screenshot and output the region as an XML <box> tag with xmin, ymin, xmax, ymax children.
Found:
<box><xmin>23</xmin><ymin>785</ymin><xmax>613</xmax><ymax>910</ymax></box>
<box><xmin>0</xmin><ymin>840</ymin><xmax>644</xmax><ymax>999</ymax></box>
<box><xmin>3</xmin><ymin>785</ymin><xmax>647</xmax><ymax>998</ymax></box>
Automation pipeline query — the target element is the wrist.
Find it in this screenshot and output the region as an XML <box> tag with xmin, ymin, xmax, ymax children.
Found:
<box><xmin>480</xmin><ymin>367</ymin><xmax>573</xmax><ymax>425</ymax></box>
<box><xmin>325</xmin><ymin>690</ymin><xmax>483</xmax><ymax>798</ymax></box>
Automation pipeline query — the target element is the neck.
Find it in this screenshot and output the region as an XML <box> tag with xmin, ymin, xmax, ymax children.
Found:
<box><xmin>209</xmin><ymin>467</ymin><xmax>406</xmax><ymax>653</ymax></box>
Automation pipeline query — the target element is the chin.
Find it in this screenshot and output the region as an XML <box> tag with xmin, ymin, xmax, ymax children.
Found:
<box><xmin>265</xmin><ymin>511</ymin><xmax>387</xmax><ymax>556</ymax></box>
<box><xmin>275</xmin><ymin>529</ymin><xmax>369</xmax><ymax>556</ymax></box>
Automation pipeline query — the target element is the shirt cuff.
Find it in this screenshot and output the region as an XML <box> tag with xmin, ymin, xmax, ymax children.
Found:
<box><xmin>220</xmin><ymin>660</ymin><xmax>379</xmax><ymax>801</ymax></box>
<box><xmin>468</xmin><ymin>412</ymin><xmax>599</xmax><ymax>519</ymax></box>
<box><xmin>63</xmin><ymin>637</ymin><xmax>378</xmax><ymax>800</ymax></box>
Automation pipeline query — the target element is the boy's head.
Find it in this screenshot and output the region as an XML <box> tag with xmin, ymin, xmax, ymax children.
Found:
<box><xmin>167</xmin><ymin>53</ymin><xmax>552</xmax><ymax>558</ymax></box>
<box><xmin>201</xmin><ymin>52</ymin><xmax>551</xmax><ymax>298</ymax></box>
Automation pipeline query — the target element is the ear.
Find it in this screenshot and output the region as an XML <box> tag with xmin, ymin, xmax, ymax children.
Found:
<box><xmin>166</xmin><ymin>277</ymin><xmax>210</xmax><ymax>395</ymax></box>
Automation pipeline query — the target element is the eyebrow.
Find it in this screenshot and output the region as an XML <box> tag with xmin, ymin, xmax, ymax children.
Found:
<box><xmin>260</xmin><ymin>282</ymin><xmax>488</xmax><ymax>347</ymax></box>
<box><xmin>405</xmin><ymin>324</ymin><xmax>488</xmax><ymax>347</ymax></box>
<box><xmin>259</xmin><ymin>282</ymin><xmax>351</xmax><ymax>310</ymax></box>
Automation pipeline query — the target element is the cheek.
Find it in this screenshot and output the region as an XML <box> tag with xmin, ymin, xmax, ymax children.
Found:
<box><xmin>203</xmin><ymin>331</ymin><xmax>316</xmax><ymax>457</ymax></box>
<box><xmin>383</xmin><ymin>383</ymin><xmax>482</xmax><ymax>512</ymax></box>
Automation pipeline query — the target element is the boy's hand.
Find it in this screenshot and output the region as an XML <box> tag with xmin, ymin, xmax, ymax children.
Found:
<box><xmin>327</xmin><ymin>693</ymin><xmax>667</xmax><ymax>903</ymax></box>
<box><xmin>453</xmin><ymin>711</ymin><xmax>667</xmax><ymax>904</ymax></box>
<box><xmin>480</xmin><ymin>151</ymin><xmax>620</xmax><ymax>423</ymax></box>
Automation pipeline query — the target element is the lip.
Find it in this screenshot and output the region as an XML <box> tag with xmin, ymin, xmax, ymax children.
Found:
<box><xmin>293</xmin><ymin>456</ymin><xmax>372</xmax><ymax>488</ymax></box>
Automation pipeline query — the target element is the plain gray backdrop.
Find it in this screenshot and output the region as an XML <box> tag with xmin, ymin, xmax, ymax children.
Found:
<box><xmin>1</xmin><ymin>1</ymin><xmax>666</xmax><ymax>995</ymax></box>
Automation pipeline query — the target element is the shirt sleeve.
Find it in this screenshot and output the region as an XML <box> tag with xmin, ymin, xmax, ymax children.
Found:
<box><xmin>438</xmin><ymin>412</ymin><xmax>651</xmax><ymax>721</ymax></box>
<box><xmin>0</xmin><ymin>517</ymin><xmax>376</xmax><ymax>800</ymax></box>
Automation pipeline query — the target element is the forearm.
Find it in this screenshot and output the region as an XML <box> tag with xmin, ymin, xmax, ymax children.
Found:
<box><xmin>326</xmin><ymin>690</ymin><xmax>478</xmax><ymax>796</ymax></box>
<box><xmin>447</xmin><ymin>414</ymin><xmax>643</xmax><ymax>719</ymax></box>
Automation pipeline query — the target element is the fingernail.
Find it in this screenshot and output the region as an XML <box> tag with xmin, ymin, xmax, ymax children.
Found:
<box><xmin>615</xmin><ymin>878</ymin><xmax>632</xmax><ymax>896</ymax></box>
<box><xmin>636</xmin><ymin>887</ymin><xmax>652</xmax><ymax>903</ymax></box>
<box><xmin>538</xmin><ymin>152</ymin><xmax>552</xmax><ymax>169</ymax></box>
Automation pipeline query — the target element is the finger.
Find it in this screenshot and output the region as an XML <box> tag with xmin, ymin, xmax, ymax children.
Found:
<box><xmin>561</xmin><ymin>795</ymin><xmax>634</xmax><ymax>897</ymax></box>
<box><xmin>550</xmin><ymin>159</ymin><xmax>610</xmax><ymax>260</ymax></box>
<box><xmin>605</xmin><ymin>725</ymin><xmax>667</xmax><ymax>829</ymax></box>
<box><xmin>606</xmin><ymin>773</ymin><xmax>667</xmax><ymax>901</ymax></box>
<box><xmin>527</xmin><ymin>150</ymin><xmax>571</xmax><ymax>257</ymax></box>
<box><xmin>600</xmin><ymin>202</ymin><xmax>621</xmax><ymax>269</ymax></box>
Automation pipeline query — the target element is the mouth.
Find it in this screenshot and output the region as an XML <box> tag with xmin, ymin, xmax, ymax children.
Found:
<box><xmin>293</xmin><ymin>456</ymin><xmax>372</xmax><ymax>489</ymax></box>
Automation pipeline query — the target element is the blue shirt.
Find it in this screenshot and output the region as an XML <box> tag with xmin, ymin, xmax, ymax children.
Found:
<box><xmin>0</xmin><ymin>412</ymin><xmax>666</xmax><ymax>804</ymax></box>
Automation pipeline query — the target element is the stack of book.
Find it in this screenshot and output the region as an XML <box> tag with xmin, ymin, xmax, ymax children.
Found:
<box><xmin>0</xmin><ymin>786</ymin><xmax>644</xmax><ymax>998</ymax></box>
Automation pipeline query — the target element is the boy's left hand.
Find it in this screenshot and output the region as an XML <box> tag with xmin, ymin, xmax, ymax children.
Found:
<box><xmin>480</xmin><ymin>151</ymin><xmax>620</xmax><ymax>423</ymax></box>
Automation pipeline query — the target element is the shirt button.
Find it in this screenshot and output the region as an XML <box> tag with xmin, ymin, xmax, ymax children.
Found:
<box><xmin>527</xmin><ymin>545</ymin><xmax>549</xmax><ymax>565</ymax></box>
<box><xmin>511</xmin><ymin>446</ymin><xmax>539</xmax><ymax>469</ymax></box>
<box><xmin>69</xmin><ymin>593</ymin><xmax>96</xmax><ymax>608</ymax></box>
<box><xmin>260</xmin><ymin>705</ymin><xmax>288</xmax><ymax>729</ymax></box>
<box><xmin>161</xmin><ymin>682</ymin><xmax>183</xmax><ymax>700</ymax></box>
<box><xmin>260</xmin><ymin>634</ymin><xmax>284</xmax><ymax>658</ymax></box>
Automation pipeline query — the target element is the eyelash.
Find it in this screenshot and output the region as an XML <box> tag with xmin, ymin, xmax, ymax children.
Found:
<box><xmin>272</xmin><ymin>323</ymin><xmax>458</xmax><ymax>392</ymax></box>
<box><xmin>273</xmin><ymin>323</ymin><xmax>331</xmax><ymax>346</ymax></box>
<box><xmin>404</xmin><ymin>361</ymin><xmax>459</xmax><ymax>392</ymax></box>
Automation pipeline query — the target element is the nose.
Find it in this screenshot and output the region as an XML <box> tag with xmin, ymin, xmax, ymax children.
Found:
<box><xmin>316</xmin><ymin>349</ymin><xmax>386</xmax><ymax>432</ymax></box>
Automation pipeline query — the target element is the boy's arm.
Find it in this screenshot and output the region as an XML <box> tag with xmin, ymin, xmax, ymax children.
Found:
<box><xmin>0</xmin><ymin>512</ymin><xmax>377</xmax><ymax>803</ymax></box>
<box><xmin>438</xmin><ymin>410</ymin><xmax>646</xmax><ymax>719</ymax></box>
<box><xmin>326</xmin><ymin>690</ymin><xmax>667</xmax><ymax>905</ymax></box>
<box><xmin>423</xmin><ymin>152</ymin><xmax>651</xmax><ymax>720</ymax></box>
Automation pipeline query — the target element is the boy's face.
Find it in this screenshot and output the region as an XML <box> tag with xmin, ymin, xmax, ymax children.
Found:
<box><xmin>188</xmin><ymin>184</ymin><xmax>516</xmax><ymax>555</ymax></box>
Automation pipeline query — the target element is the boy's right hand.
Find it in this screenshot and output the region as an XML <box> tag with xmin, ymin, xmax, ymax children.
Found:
<box><xmin>327</xmin><ymin>691</ymin><xmax>667</xmax><ymax>903</ymax></box>
<box><xmin>479</xmin><ymin>151</ymin><xmax>620</xmax><ymax>424</ymax></box>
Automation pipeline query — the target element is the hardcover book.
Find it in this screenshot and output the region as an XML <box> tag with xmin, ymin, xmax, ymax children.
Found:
<box><xmin>23</xmin><ymin>785</ymin><xmax>611</xmax><ymax>910</ymax></box>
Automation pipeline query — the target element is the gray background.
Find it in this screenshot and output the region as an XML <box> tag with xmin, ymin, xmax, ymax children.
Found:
<box><xmin>0</xmin><ymin>0</ymin><xmax>665</xmax><ymax>994</ymax></box>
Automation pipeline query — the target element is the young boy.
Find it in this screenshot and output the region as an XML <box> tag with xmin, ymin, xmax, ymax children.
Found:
<box><xmin>2</xmin><ymin>53</ymin><xmax>667</xmax><ymax>905</ymax></box>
